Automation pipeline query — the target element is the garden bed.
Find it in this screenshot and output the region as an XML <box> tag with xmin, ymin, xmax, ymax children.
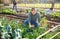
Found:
<box><xmin>0</xmin><ymin>17</ymin><xmax>48</xmax><ymax>39</ymax></box>
<box><xmin>46</xmin><ymin>16</ymin><xmax>60</xmax><ymax>22</ymax></box>
<box><xmin>0</xmin><ymin>8</ymin><xmax>60</xmax><ymax>39</ymax></box>
<box><xmin>0</xmin><ymin>13</ymin><xmax>60</xmax><ymax>28</ymax></box>
<box><xmin>0</xmin><ymin>17</ymin><xmax>60</xmax><ymax>39</ymax></box>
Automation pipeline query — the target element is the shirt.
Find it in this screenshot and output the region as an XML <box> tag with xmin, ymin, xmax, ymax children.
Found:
<box><xmin>27</xmin><ymin>12</ymin><xmax>41</xmax><ymax>23</ymax></box>
<box><xmin>45</xmin><ymin>9</ymin><xmax>53</xmax><ymax>15</ymax></box>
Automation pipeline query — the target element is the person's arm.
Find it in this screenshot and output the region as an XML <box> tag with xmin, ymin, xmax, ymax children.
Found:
<box><xmin>28</xmin><ymin>13</ymin><xmax>31</xmax><ymax>27</ymax></box>
<box><xmin>45</xmin><ymin>9</ymin><xmax>51</xmax><ymax>15</ymax></box>
<box><xmin>38</xmin><ymin>13</ymin><xmax>41</xmax><ymax>23</ymax></box>
<box><xmin>28</xmin><ymin>13</ymin><xmax>31</xmax><ymax>22</ymax></box>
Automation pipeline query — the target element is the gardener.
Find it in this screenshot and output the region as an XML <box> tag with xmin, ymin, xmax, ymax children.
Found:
<box><xmin>45</xmin><ymin>8</ymin><xmax>54</xmax><ymax>15</ymax></box>
<box><xmin>13</xmin><ymin>0</ymin><xmax>18</xmax><ymax>12</ymax></box>
<box><xmin>45</xmin><ymin>2</ymin><xmax>54</xmax><ymax>15</ymax></box>
<box><xmin>24</xmin><ymin>8</ymin><xmax>41</xmax><ymax>28</ymax></box>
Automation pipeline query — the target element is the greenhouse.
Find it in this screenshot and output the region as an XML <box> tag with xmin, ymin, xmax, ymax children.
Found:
<box><xmin>0</xmin><ymin>0</ymin><xmax>60</xmax><ymax>39</ymax></box>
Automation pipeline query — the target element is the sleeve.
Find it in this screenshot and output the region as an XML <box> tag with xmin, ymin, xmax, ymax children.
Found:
<box><xmin>38</xmin><ymin>13</ymin><xmax>41</xmax><ymax>22</ymax></box>
<box><xmin>27</xmin><ymin>13</ymin><xmax>31</xmax><ymax>22</ymax></box>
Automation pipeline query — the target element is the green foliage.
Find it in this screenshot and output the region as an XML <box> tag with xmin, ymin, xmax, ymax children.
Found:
<box><xmin>0</xmin><ymin>17</ymin><xmax>47</xmax><ymax>39</ymax></box>
<box><xmin>40</xmin><ymin>17</ymin><xmax>48</xmax><ymax>27</ymax></box>
<box><xmin>0</xmin><ymin>17</ymin><xmax>59</xmax><ymax>39</ymax></box>
<box><xmin>37</xmin><ymin>9</ymin><xmax>60</xmax><ymax>18</ymax></box>
<box><xmin>25</xmin><ymin>9</ymin><xmax>31</xmax><ymax>13</ymax></box>
<box><xmin>53</xmin><ymin>34</ymin><xmax>60</xmax><ymax>39</ymax></box>
<box><xmin>21</xmin><ymin>26</ymin><xmax>47</xmax><ymax>39</ymax></box>
<box><xmin>2</xmin><ymin>8</ymin><xmax>17</xmax><ymax>14</ymax></box>
<box><xmin>0</xmin><ymin>5</ymin><xmax>3</xmax><ymax>11</ymax></box>
<box><xmin>55</xmin><ymin>12</ymin><xmax>60</xmax><ymax>18</ymax></box>
<box><xmin>40</xmin><ymin>29</ymin><xmax>58</xmax><ymax>39</ymax></box>
<box><xmin>47</xmin><ymin>11</ymin><xmax>60</xmax><ymax>18</ymax></box>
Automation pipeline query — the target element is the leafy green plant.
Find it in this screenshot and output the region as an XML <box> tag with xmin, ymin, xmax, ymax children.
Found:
<box><xmin>40</xmin><ymin>17</ymin><xmax>48</xmax><ymax>27</ymax></box>
<box><xmin>48</xmin><ymin>11</ymin><xmax>60</xmax><ymax>18</ymax></box>
<box><xmin>21</xmin><ymin>26</ymin><xmax>47</xmax><ymax>39</ymax></box>
<box><xmin>2</xmin><ymin>8</ymin><xmax>17</xmax><ymax>14</ymax></box>
<box><xmin>25</xmin><ymin>9</ymin><xmax>31</xmax><ymax>13</ymax></box>
<box><xmin>53</xmin><ymin>34</ymin><xmax>60</xmax><ymax>39</ymax></box>
<box><xmin>0</xmin><ymin>17</ymin><xmax>47</xmax><ymax>39</ymax></box>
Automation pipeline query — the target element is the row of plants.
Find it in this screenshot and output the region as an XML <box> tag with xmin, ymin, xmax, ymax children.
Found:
<box><xmin>19</xmin><ymin>9</ymin><xmax>60</xmax><ymax>19</ymax></box>
<box><xmin>37</xmin><ymin>9</ymin><xmax>60</xmax><ymax>18</ymax></box>
<box><xmin>2</xmin><ymin>8</ymin><xmax>17</xmax><ymax>14</ymax></box>
<box><xmin>0</xmin><ymin>17</ymin><xmax>59</xmax><ymax>39</ymax></box>
<box><xmin>24</xmin><ymin>9</ymin><xmax>60</xmax><ymax>18</ymax></box>
<box><xmin>1</xmin><ymin>8</ymin><xmax>60</xmax><ymax>18</ymax></box>
<box><xmin>46</xmin><ymin>11</ymin><xmax>60</xmax><ymax>22</ymax></box>
<box><xmin>1</xmin><ymin>8</ymin><xmax>31</xmax><ymax>14</ymax></box>
<box><xmin>48</xmin><ymin>11</ymin><xmax>60</xmax><ymax>18</ymax></box>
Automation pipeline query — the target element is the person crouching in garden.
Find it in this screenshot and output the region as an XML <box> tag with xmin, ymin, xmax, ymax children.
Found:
<box><xmin>13</xmin><ymin>0</ymin><xmax>18</xmax><ymax>12</ymax></box>
<box><xmin>24</xmin><ymin>8</ymin><xmax>41</xmax><ymax>28</ymax></box>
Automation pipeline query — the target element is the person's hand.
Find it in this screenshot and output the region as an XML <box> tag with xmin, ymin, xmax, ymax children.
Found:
<box><xmin>29</xmin><ymin>23</ymin><xmax>34</xmax><ymax>28</ymax></box>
